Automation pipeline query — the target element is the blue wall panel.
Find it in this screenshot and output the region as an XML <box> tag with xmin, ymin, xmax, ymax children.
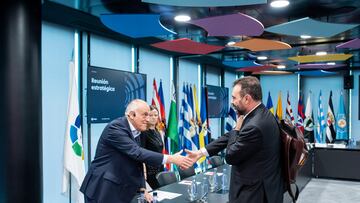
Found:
<box><xmin>42</xmin><ymin>22</ymin><xmax>74</xmax><ymax>203</ymax></box>
<box><xmin>139</xmin><ymin>47</ymin><xmax>170</xmax><ymax>115</ymax></box>
<box><xmin>261</xmin><ymin>74</ymin><xmax>299</xmax><ymax>121</ymax></box>
<box><xmin>351</xmin><ymin>71</ymin><xmax>360</xmax><ymax>141</ymax></box>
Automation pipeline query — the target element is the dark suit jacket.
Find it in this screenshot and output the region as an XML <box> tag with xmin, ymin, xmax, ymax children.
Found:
<box><xmin>80</xmin><ymin>117</ymin><xmax>164</xmax><ymax>203</ymax></box>
<box><xmin>206</xmin><ymin>104</ymin><xmax>283</xmax><ymax>203</ymax></box>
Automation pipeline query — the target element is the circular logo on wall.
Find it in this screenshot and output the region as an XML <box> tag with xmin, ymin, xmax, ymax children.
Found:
<box><xmin>337</xmin><ymin>119</ymin><xmax>346</xmax><ymax>128</ymax></box>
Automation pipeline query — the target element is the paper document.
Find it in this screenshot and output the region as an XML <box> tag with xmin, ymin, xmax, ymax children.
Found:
<box><xmin>150</xmin><ymin>190</ymin><xmax>182</xmax><ymax>201</ymax></box>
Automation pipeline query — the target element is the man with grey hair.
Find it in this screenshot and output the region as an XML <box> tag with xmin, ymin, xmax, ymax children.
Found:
<box><xmin>187</xmin><ymin>76</ymin><xmax>284</xmax><ymax>203</ymax></box>
<box><xmin>81</xmin><ymin>99</ymin><xmax>192</xmax><ymax>203</ymax></box>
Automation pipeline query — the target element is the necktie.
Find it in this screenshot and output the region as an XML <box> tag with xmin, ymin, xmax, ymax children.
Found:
<box><xmin>135</xmin><ymin>135</ymin><xmax>141</xmax><ymax>145</ymax></box>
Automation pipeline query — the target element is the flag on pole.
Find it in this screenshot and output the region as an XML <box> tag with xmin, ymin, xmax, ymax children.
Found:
<box><xmin>296</xmin><ymin>94</ymin><xmax>305</xmax><ymax>133</ymax></box>
<box><xmin>336</xmin><ymin>92</ymin><xmax>348</xmax><ymax>140</ymax></box>
<box><xmin>192</xmin><ymin>85</ymin><xmax>201</xmax><ymax>150</ymax></box>
<box><xmin>285</xmin><ymin>91</ymin><xmax>295</xmax><ymax>125</ymax></box>
<box><xmin>151</xmin><ymin>79</ymin><xmax>161</xmax><ymax>118</ymax></box>
<box><xmin>316</xmin><ymin>90</ymin><xmax>326</xmax><ymax>143</ymax></box>
<box><xmin>167</xmin><ymin>81</ymin><xmax>179</xmax><ymax>154</ymax></box>
<box><xmin>62</xmin><ymin>61</ymin><xmax>85</xmax><ymax>203</ymax></box>
<box><xmin>225</xmin><ymin>107</ymin><xmax>237</xmax><ymax>132</ymax></box>
<box><xmin>158</xmin><ymin>80</ymin><xmax>170</xmax><ymax>170</ymax></box>
<box><xmin>304</xmin><ymin>92</ymin><xmax>314</xmax><ymax>143</ymax></box>
<box><xmin>325</xmin><ymin>91</ymin><xmax>336</xmax><ymax>143</ymax></box>
<box><xmin>198</xmin><ymin>86</ymin><xmax>209</xmax><ymax>164</ymax></box>
<box><xmin>275</xmin><ymin>91</ymin><xmax>283</xmax><ymax>120</ymax></box>
<box><xmin>183</xmin><ymin>84</ymin><xmax>198</xmax><ymax>152</ymax></box>
<box><xmin>266</xmin><ymin>91</ymin><xmax>274</xmax><ymax>115</ymax></box>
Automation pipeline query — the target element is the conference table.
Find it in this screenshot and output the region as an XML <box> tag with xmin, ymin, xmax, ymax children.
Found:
<box><xmin>132</xmin><ymin>157</ymin><xmax>313</xmax><ymax>203</ymax></box>
<box><xmin>132</xmin><ymin>165</ymin><xmax>230</xmax><ymax>203</ymax></box>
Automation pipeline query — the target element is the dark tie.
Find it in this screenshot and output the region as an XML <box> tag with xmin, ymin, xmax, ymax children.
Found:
<box><xmin>135</xmin><ymin>135</ymin><xmax>141</xmax><ymax>145</ymax></box>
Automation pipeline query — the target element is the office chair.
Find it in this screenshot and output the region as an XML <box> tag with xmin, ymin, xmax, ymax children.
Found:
<box><xmin>209</xmin><ymin>156</ymin><xmax>224</xmax><ymax>168</ymax></box>
<box><xmin>177</xmin><ymin>166</ymin><xmax>195</xmax><ymax>180</ymax></box>
<box><xmin>155</xmin><ymin>171</ymin><xmax>177</xmax><ymax>187</ymax></box>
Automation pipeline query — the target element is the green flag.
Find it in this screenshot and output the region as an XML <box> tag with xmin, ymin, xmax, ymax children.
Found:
<box><xmin>167</xmin><ymin>81</ymin><xmax>179</xmax><ymax>154</ymax></box>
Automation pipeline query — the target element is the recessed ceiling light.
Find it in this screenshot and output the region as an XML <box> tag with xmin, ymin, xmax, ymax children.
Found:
<box><xmin>174</xmin><ymin>15</ymin><xmax>191</xmax><ymax>22</ymax></box>
<box><xmin>277</xmin><ymin>65</ymin><xmax>286</xmax><ymax>69</ymax></box>
<box><xmin>227</xmin><ymin>41</ymin><xmax>236</xmax><ymax>46</ymax></box>
<box><xmin>270</xmin><ymin>0</ymin><xmax>290</xmax><ymax>8</ymax></box>
<box><xmin>300</xmin><ymin>35</ymin><xmax>311</xmax><ymax>39</ymax></box>
<box><xmin>327</xmin><ymin>62</ymin><xmax>336</xmax><ymax>65</ymax></box>
<box><xmin>257</xmin><ymin>56</ymin><xmax>268</xmax><ymax>60</ymax></box>
<box><xmin>316</xmin><ymin>51</ymin><xmax>327</xmax><ymax>56</ymax></box>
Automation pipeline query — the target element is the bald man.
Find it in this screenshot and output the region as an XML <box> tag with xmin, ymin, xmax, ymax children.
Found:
<box><xmin>80</xmin><ymin>99</ymin><xmax>192</xmax><ymax>203</ymax></box>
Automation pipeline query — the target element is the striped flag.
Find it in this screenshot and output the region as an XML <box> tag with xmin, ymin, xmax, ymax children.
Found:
<box><xmin>304</xmin><ymin>93</ymin><xmax>314</xmax><ymax>143</ymax></box>
<box><xmin>158</xmin><ymin>80</ymin><xmax>170</xmax><ymax>170</ymax></box>
<box><xmin>225</xmin><ymin>107</ymin><xmax>237</xmax><ymax>132</ymax></box>
<box><xmin>266</xmin><ymin>91</ymin><xmax>274</xmax><ymax>115</ymax></box>
<box><xmin>285</xmin><ymin>91</ymin><xmax>295</xmax><ymax>125</ymax></box>
<box><xmin>325</xmin><ymin>91</ymin><xmax>336</xmax><ymax>143</ymax></box>
<box><xmin>316</xmin><ymin>90</ymin><xmax>326</xmax><ymax>143</ymax></box>
<box><xmin>182</xmin><ymin>84</ymin><xmax>198</xmax><ymax>152</ymax></box>
<box><xmin>62</xmin><ymin>61</ymin><xmax>85</xmax><ymax>203</ymax></box>
<box><xmin>296</xmin><ymin>94</ymin><xmax>305</xmax><ymax>133</ymax></box>
<box><xmin>275</xmin><ymin>91</ymin><xmax>283</xmax><ymax>120</ymax></box>
<box><xmin>336</xmin><ymin>92</ymin><xmax>348</xmax><ymax>140</ymax></box>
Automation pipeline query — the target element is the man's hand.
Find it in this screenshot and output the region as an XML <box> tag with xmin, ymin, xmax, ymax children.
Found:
<box><xmin>185</xmin><ymin>149</ymin><xmax>204</xmax><ymax>163</ymax></box>
<box><xmin>144</xmin><ymin>190</ymin><xmax>153</xmax><ymax>203</ymax></box>
<box><xmin>234</xmin><ymin>115</ymin><xmax>244</xmax><ymax>130</ymax></box>
<box><xmin>167</xmin><ymin>150</ymin><xmax>193</xmax><ymax>169</ymax></box>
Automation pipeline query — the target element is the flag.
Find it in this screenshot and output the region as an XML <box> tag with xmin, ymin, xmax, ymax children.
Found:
<box><xmin>316</xmin><ymin>90</ymin><xmax>326</xmax><ymax>143</ymax></box>
<box><xmin>178</xmin><ymin>85</ymin><xmax>186</xmax><ymax>150</ymax></box>
<box><xmin>296</xmin><ymin>94</ymin><xmax>305</xmax><ymax>133</ymax></box>
<box><xmin>187</xmin><ymin>85</ymin><xmax>199</xmax><ymax>149</ymax></box>
<box><xmin>266</xmin><ymin>91</ymin><xmax>274</xmax><ymax>115</ymax></box>
<box><xmin>198</xmin><ymin>87</ymin><xmax>209</xmax><ymax>163</ymax></box>
<box><xmin>225</xmin><ymin>107</ymin><xmax>237</xmax><ymax>132</ymax></box>
<box><xmin>304</xmin><ymin>93</ymin><xmax>314</xmax><ymax>143</ymax></box>
<box><xmin>151</xmin><ymin>79</ymin><xmax>161</xmax><ymax>119</ymax></box>
<box><xmin>285</xmin><ymin>91</ymin><xmax>295</xmax><ymax>125</ymax></box>
<box><xmin>325</xmin><ymin>91</ymin><xmax>336</xmax><ymax>143</ymax></box>
<box><xmin>192</xmin><ymin>85</ymin><xmax>201</xmax><ymax>150</ymax></box>
<box><xmin>62</xmin><ymin>61</ymin><xmax>85</xmax><ymax>203</ymax></box>
<box><xmin>275</xmin><ymin>91</ymin><xmax>283</xmax><ymax>120</ymax></box>
<box><xmin>182</xmin><ymin>84</ymin><xmax>198</xmax><ymax>152</ymax></box>
<box><xmin>158</xmin><ymin>80</ymin><xmax>170</xmax><ymax>170</ymax></box>
<box><xmin>167</xmin><ymin>81</ymin><xmax>179</xmax><ymax>154</ymax></box>
<box><xmin>336</xmin><ymin>92</ymin><xmax>348</xmax><ymax>140</ymax></box>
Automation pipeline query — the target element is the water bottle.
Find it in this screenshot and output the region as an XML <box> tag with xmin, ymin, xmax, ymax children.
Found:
<box><xmin>200</xmin><ymin>176</ymin><xmax>209</xmax><ymax>202</ymax></box>
<box><xmin>187</xmin><ymin>177</ymin><xmax>198</xmax><ymax>201</ymax></box>
<box><xmin>222</xmin><ymin>168</ymin><xmax>229</xmax><ymax>192</ymax></box>
<box><xmin>209</xmin><ymin>168</ymin><xmax>218</xmax><ymax>192</ymax></box>
<box><xmin>152</xmin><ymin>191</ymin><xmax>158</xmax><ymax>203</ymax></box>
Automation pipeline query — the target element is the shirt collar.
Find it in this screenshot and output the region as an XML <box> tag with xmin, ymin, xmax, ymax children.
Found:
<box><xmin>244</xmin><ymin>102</ymin><xmax>262</xmax><ymax>119</ymax></box>
<box><xmin>127</xmin><ymin>118</ymin><xmax>141</xmax><ymax>138</ymax></box>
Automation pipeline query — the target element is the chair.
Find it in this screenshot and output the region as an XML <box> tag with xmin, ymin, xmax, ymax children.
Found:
<box><xmin>209</xmin><ymin>156</ymin><xmax>224</xmax><ymax>168</ymax></box>
<box><xmin>155</xmin><ymin>171</ymin><xmax>177</xmax><ymax>187</ymax></box>
<box><xmin>177</xmin><ymin>166</ymin><xmax>195</xmax><ymax>180</ymax></box>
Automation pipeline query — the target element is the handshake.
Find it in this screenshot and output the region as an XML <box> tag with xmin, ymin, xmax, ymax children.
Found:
<box><xmin>166</xmin><ymin>149</ymin><xmax>205</xmax><ymax>169</ymax></box>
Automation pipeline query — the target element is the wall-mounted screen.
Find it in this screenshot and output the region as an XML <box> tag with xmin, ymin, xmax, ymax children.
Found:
<box><xmin>87</xmin><ymin>66</ymin><xmax>146</xmax><ymax>123</ymax></box>
<box><xmin>207</xmin><ymin>85</ymin><xmax>229</xmax><ymax>118</ymax></box>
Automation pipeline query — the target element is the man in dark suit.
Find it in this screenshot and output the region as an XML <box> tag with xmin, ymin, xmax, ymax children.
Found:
<box><xmin>80</xmin><ymin>99</ymin><xmax>192</xmax><ymax>203</ymax></box>
<box><xmin>187</xmin><ymin>76</ymin><xmax>283</xmax><ymax>203</ymax></box>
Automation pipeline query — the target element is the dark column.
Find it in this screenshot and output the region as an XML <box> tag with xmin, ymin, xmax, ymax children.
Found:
<box><xmin>0</xmin><ymin>0</ymin><xmax>42</xmax><ymax>202</ymax></box>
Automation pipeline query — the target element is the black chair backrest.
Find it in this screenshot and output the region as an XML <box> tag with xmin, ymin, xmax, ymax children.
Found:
<box><xmin>178</xmin><ymin>166</ymin><xmax>195</xmax><ymax>180</ymax></box>
<box><xmin>156</xmin><ymin>171</ymin><xmax>177</xmax><ymax>187</ymax></box>
<box><xmin>209</xmin><ymin>156</ymin><xmax>223</xmax><ymax>167</ymax></box>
